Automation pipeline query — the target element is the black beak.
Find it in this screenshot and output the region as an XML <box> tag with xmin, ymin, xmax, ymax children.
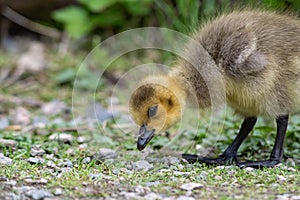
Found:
<box><xmin>137</xmin><ymin>124</ymin><xmax>155</xmax><ymax>151</ymax></box>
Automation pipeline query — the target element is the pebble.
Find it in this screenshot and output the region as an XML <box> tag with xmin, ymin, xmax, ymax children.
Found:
<box><xmin>77</xmin><ymin>136</ymin><xmax>88</xmax><ymax>143</ymax></box>
<box><xmin>144</xmin><ymin>181</ymin><xmax>161</xmax><ymax>187</ymax></box>
<box><xmin>180</xmin><ymin>182</ymin><xmax>203</xmax><ymax>191</ymax></box>
<box><xmin>35</xmin><ymin>129</ymin><xmax>49</xmax><ymax>135</ymax></box>
<box><xmin>112</xmin><ymin>169</ymin><xmax>119</xmax><ymax>175</ymax></box>
<box><xmin>82</xmin><ymin>157</ymin><xmax>91</xmax><ymax>164</ymax></box>
<box><xmin>49</xmin><ymin>133</ymin><xmax>73</xmax><ymax>143</ymax></box>
<box><xmin>162</xmin><ymin>197</ymin><xmax>177</xmax><ymax>200</ymax></box>
<box><xmin>120</xmin><ymin>168</ymin><xmax>133</xmax><ymax>175</ymax></box>
<box><xmin>17</xmin><ymin>42</ymin><xmax>47</xmax><ymax>73</ymax></box>
<box><xmin>197</xmin><ymin>171</ymin><xmax>208</xmax><ymax>179</ymax></box>
<box><xmin>0</xmin><ymin>176</ymin><xmax>8</xmax><ymax>181</ymax></box>
<box><xmin>281</xmin><ymin>166</ymin><xmax>296</xmax><ymax>172</ymax></box>
<box><xmin>45</xmin><ymin>154</ymin><xmax>55</xmax><ymax>159</ymax></box>
<box><xmin>16</xmin><ymin>186</ymin><xmax>34</xmax><ymax>193</ymax></box>
<box><xmin>41</xmin><ymin>100</ymin><xmax>69</xmax><ymax>116</ymax></box>
<box><xmin>173</xmin><ymin>171</ymin><xmax>191</xmax><ymax>177</ymax></box>
<box><xmin>177</xmin><ymin>196</ymin><xmax>196</xmax><ymax>200</ymax></box>
<box><xmin>119</xmin><ymin>191</ymin><xmax>139</xmax><ymax>200</ymax></box>
<box><xmin>135</xmin><ymin>185</ymin><xmax>147</xmax><ymax>194</ymax></box>
<box><xmin>4</xmin><ymin>180</ymin><xmax>17</xmax><ymax>186</ymax></box>
<box><xmin>63</xmin><ymin>159</ymin><xmax>73</xmax><ymax>167</ymax></box>
<box><xmin>0</xmin><ymin>116</ymin><xmax>9</xmax><ymax>129</ymax></box>
<box><xmin>244</xmin><ymin>167</ymin><xmax>255</xmax><ymax>172</ymax></box>
<box><xmin>6</xmin><ymin>192</ymin><xmax>18</xmax><ymax>200</ymax></box>
<box><xmin>0</xmin><ymin>153</ymin><xmax>13</xmax><ymax>166</ymax></box>
<box><xmin>24</xmin><ymin>178</ymin><xmax>48</xmax><ymax>184</ymax></box>
<box><xmin>32</xmin><ymin>116</ymin><xmax>49</xmax><ymax>127</ymax></box>
<box><xmin>0</xmin><ymin>138</ymin><xmax>17</xmax><ymax>147</ymax></box>
<box><xmin>162</xmin><ymin>156</ymin><xmax>180</xmax><ymax>166</ymax></box>
<box><xmin>133</xmin><ymin>160</ymin><xmax>153</xmax><ymax>171</ymax></box>
<box><xmin>26</xmin><ymin>189</ymin><xmax>53</xmax><ymax>200</ymax></box>
<box><xmin>93</xmin><ymin>148</ymin><xmax>118</xmax><ymax>161</ymax></box>
<box><xmin>46</xmin><ymin>160</ymin><xmax>56</xmax><ymax>168</ymax></box>
<box><xmin>276</xmin><ymin>194</ymin><xmax>300</xmax><ymax>200</ymax></box>
<box><xmin>10</xmin><ymin>107</ymin><xmax>31</xmax><ymax>125</ymax></box>
<box><xmin>144</xmin><ymin>192</ymin><xmax>162</xmax><ymax>200</ymax></box>
<box><xmin>277</xmin><ymin>175</ymin><xmax>287</xmax><ymax>182</ymax></box>
<box><xmin>56</xmin><ymin>167</ymin><xmax>72</xmax><ymax>178</ymax></box>
<box><xmin>88</xmin><ymin>173</ymin><xmax>103</xmax><ymax>180</ymax></box>
<box><xmin>30</xmin><ymin>145</ymin><xmax>46</xmax><ymax>156</ymax></box>
<box><xmin>79</xmin><ymin>143</ymin><xmax>88</xmax><ymax>150</ymax></box>
<box><xmin>54</xmin><ymin>188</ymin><xmax>63</xmax><ymax>196</ymax></box>
<box><xmin>27</xmin><ymin>157</ymin><xmax>44</xmax><ymax>164</ymax></box>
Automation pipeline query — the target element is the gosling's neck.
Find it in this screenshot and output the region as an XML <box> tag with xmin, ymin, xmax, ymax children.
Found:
<box><xmin>169</xmin><ymin>69</ymin><xmax>212</xmax><ymax>109</ymax></box>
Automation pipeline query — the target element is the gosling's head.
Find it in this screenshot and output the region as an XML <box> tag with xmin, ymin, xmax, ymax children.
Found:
<box><xmin>129</xmin><ymin>79</ymin><xmax>184</xmax><ymax>151</ymax></box>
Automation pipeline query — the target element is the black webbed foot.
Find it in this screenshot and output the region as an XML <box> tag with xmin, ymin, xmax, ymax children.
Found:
<box><xmin>182</xmin><ymin>153</ymin><xmax>238</xmax><ymax>165</ymax></box>
<box><xmin>238</xmin><ymin>160</ymin><xmax>280</xmax><ymax>168</ymax></box>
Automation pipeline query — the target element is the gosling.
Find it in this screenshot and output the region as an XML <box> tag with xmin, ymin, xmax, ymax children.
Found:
<box><xmin>129</xmin><ymin>11</ymin><xmax>300</xmax><ymax>168</ymax></box>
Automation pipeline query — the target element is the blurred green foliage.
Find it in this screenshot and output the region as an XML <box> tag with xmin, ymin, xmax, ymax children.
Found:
<box><xmin>52</xmin><ymin>0</ymin><xmax>153</xmax><ymax>38</ymax></box>
<box><xmin>52</xmin><ymin>0</ymin><xmax>300</xmax><ymax>39</ymax></box>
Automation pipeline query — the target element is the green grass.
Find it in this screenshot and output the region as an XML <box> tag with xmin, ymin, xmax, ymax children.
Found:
<box><xmin>1</xmin><ymin>125</ymin><xmax>299</xmax><ymax>199</ymax></box>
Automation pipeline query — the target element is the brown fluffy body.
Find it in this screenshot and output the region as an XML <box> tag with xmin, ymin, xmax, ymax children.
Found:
<box><xmin>129</xmin><ymin>10</ymin><xmax>300</xmax><ymax>134</ymax></box>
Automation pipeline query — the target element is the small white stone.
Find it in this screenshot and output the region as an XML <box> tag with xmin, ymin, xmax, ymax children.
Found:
<box><xmin>94</xmin><ymin>148</ymin><xmax>118</xmax><ymax>161</ymax></box>
<box><xmin>30</xmin><ymin>145</ymin><xmax>45</xmax><ymax>156</ymax></box>
<box><xmin>0</xmin><ymin>153</ymin><xmax>12</xmax><ymax>166</ymax></box>
<box><xmin>4</xmin><ymin>180</ymin><xmax>17</xmax><ymax>186</ymax></box>
<box><xmin>0</xmin><ymin>139</ymin><xmax>17</xmax><ymax>147</ymax></box>
<box><xmin>77</xmin><ymin>136</ymin><xmax>87</xmax><ymax>143</ymax></box>
<box><xmin>46</xmin><ymin>160</ymin><xmax>56</xmax><ymax>168</ymax></box>
<box><xmin>133</xmin><ymin>160</ymin><xmax>153</xmax><ymax>171</ymax></box>
<box><xmin>173</xmin><ymin>171</ymin><xmax>191</xmax><ymax>176</ymax></box>
<box><xmin>180</xmin><ymin>182</ymin><xmax>203</xmax><ymax>191</ymax></box>
<box><xmin>177</xmin><ymin>196</ymin><xmax>196</xmax><ymax>200</ymax></box>
<box><xmin>244</xmin><ymin>167</ymin><xmax>255</xmax><ymax>172</ymax></box>
<box><xmin>277</xmin><ymin>175</ymin><xmax>287</xmax><ymax>182</ymax></box>
<box><xmin>40</xmin><ymin>178</ymin><xmax>48</xmax><ymax>184</ymax></box>
<box><xmin>49</xmin><ymin>133</ymin><xmax>73</xmax><ymax>143</ymax></box>
<box><xmin>144</xmin><ymin>192</ymin><xmax>163</xmax><ymax>200</ymax></box>
<box><xmin>54</xmin><ymin>188</ymin><xmax>63</xmax><ymax>196</ymax></box>
<box><xmin>27</xmin><ymin>157</ymin><xmax>44</xmax><ymax>164</ymax></box>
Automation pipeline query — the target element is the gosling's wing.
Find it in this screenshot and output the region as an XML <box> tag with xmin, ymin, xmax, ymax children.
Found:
<box><xmin>216</xmin><ymin>28</ymin><xmax>267</xmax><ymax>76</ymax></box>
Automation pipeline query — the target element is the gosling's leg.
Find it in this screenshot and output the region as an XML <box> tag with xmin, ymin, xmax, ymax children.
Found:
<box><xmin>238</xmin><ymin>115</ymin><xmax>288</xmax><ymax>168</ymax></box>
<box><xmin>182</xmin><ymin>117</ymin><xmax>257</xmax><ymax>165</ymax></box>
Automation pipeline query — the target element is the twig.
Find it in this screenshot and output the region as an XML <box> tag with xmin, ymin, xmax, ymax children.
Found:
<box><xmin>1</xmin><ymin>6</ymin><xmax>61</xmax><ymax>39</ymax></box>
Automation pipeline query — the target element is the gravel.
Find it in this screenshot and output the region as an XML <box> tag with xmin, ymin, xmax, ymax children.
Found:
<box><xmin>93</xmin><ymin>148</ymin><xmax>118</xmax><ymax>162</ymax></box>
<box><xmin>82</xmin><ymin>157</ymin><xmax>91</xmax><ymax>164</ymax></box>
<box><xmin>41</xmin><ymin>100</ymin><xmax>69</xmax><ymax>116</ymax></box>
<box><xmin>132</xmin><ymin>160</ymin><xmax>153</xmax><ymax>171</ymax></box>
<box><xmin>144</xmin><ymin>181</ymin><xmax>161</xmax><ymax>187</ymax></box>
<box><xmin>53</xmin><ymin>188</ymin><xmax>63</xmax><ymax>196</ymax></box>
<box><xmin>0</xmin><ymin>116</ymin><xmax>9</xmax><ymax>129</ymax></box>
<box><xmin>26</xmin><ymin>189</ymin><xmax>53</xmax><ymax>200</ymax></box>
<box><xmin>0</xmin><ymin>139</ymin><xmax>17</xmax><ymax>147</ymax></box>
<box><xmin>24</xmin><ymin>178</ymin><xmax>48</xmax><ymax>184</ymax></box>
<box><xmin>27</xmin><ymin>157</ymin><xmax>45</xmax><ymax>164</ymax></box>
<box><xmin>30</xmin><ymin>145</ymin><xmax>46</xmax><ymax>156</ymax></box>
<box><xmin>0</xmin><ymin>153</ymin><xmax>12</xmax><ymax>166</ymax></box>
<box><xmin>9</xmin><ymin>107</ymin><xmax>31</xmax><ymax>125</ymax></box>
<box><xmin>49</xmin><ymin>133</ymin><xmax>73</xmax><ymax>143</ymax></box>
<box><xmin>180</xmin><ymin>183</ymin><xmax>203</xmax><ymax>191</ymax></box>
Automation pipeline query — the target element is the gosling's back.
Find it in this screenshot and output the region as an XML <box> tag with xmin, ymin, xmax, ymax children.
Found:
<box><xmin>176</xmin><ymin>11</ymin><xmax>300</xmax><ymax>118</ymax></box>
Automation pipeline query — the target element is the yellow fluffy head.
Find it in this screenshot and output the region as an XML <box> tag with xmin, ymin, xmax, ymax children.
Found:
<box><xmin>129</xmin><ymin>83</ymin><xmax>182</xmax><ymax>133</ymax></box>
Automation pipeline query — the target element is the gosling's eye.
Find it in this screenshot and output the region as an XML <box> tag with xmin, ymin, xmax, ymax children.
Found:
<box><xmin>148</xmin><ymin>105</ymin><xmax>158</xmax><ymax>118</ymax></box>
